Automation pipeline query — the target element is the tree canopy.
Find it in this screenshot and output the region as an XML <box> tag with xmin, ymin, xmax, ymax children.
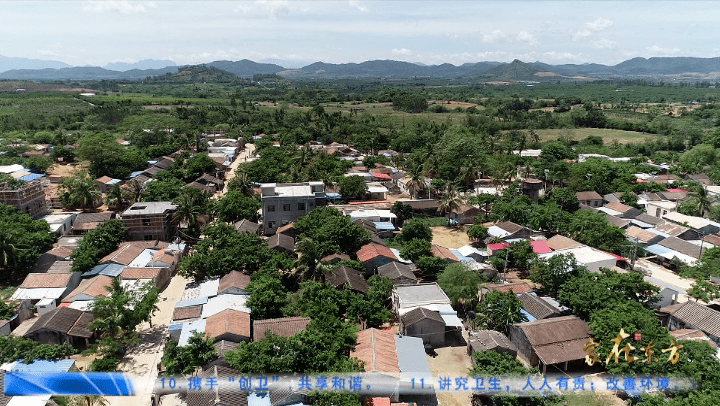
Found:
<box><xmin>0</xmin><ymin>204</ymin><xmax>54</xmax><ymax>281</ymax></box>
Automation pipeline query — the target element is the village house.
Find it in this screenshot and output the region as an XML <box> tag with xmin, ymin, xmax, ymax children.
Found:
<box><xmin>71</xmin><ymin>212</ymin><xmax>115</xmax><ymax>234</ymax></box>
<box><xmin>260</xmin><ymin>182</ymin><xmax>325</xmax><ymax>235</ymax></box>
<box><xmin>662</xmin><ymin>301</ymin><xmax>720</xmax><ymax>346</ymax></box>
<box><xmin>24</xmin><ymin>307</ymin><xmax>95</xmax><ymax>350</ymax></box>
<box><xmin>358</xmin><ymin>243</ymin><xmax>398</xmax><ymax>275</ymax></box>
<box><xmin>467</xmin><ymin>330</ymin><xmax>518</xmax><ymax>358</ymax></box>
<box><xmin>252</xmin><ymin>316</ymin><xmax>311</xmax><ymax>342</ymax></box>
<box><xmin>507</xmin><ymin>315</ymin><xmax>592</xmax><ymax>373</ymax></box>
<box><xmin>121</xmin><ymin>202</ymin><xmax>179</xmax><ymax>241</ymax></box>
<box><xmin>0</xmin><ymin>177</ymin><xmax>47</xmax><ymax>218</ymax></box>
<box><xmin>400</xmin><ymin>307</ymin><xmax>446</xmax><ymax>347</ymax></box>
<box><xmin>575</xmin><ymin>191</ymin><xmax>603</xmax><ymax>207</ymax></box>
<box><xmin>327</xmin><ymin>265</ymin><xmax>370</xmax><ymax>294</ymax></box>
<box><xmin>376</xmin><ymin>261</ymin><xmax>418</xmax><ymax>285</ymax></box>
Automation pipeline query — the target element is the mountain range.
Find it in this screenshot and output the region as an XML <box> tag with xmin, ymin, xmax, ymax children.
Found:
<box><xmin>2</xmin><ymin>55</ymin><xmax>720</xmax><ymax>81</ymax></box>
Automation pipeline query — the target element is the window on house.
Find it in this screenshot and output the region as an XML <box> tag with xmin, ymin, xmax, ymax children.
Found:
<box><xmin>268</xmin><ymin>221</ymin><xmax>276</xmax><ymax>229</ymax></box>
<box><xmin>268</xmin><ymin>205</ymin><xmax>275</xmax><ymax>212</ymax></box>
<box><xmin>298</xmin><ymin>202</ymin><xmax>306</xmax><ymax>211</ymax></box>
<box><xmin>282</xmin><ymin>220</ymin><xmax>289</xmax><ymax>225</ymax></box>
<box><xmin>283</xmin><ymin>204</ymin><xmax>291</xmax><ymax>211</ymax></box>
<box><xmin>142</xmin><ymin>219</ymin><xmax>151</xmax><ymax>226</ymax></box>
<box><xmin>144</xmin><ymin>235</ymin><xmax>154</xmax><ymax>241</ymax></box>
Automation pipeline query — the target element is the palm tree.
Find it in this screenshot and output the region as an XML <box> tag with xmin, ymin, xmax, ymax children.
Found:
<box><xmin>105</xmin><ymin>184</ymin><xmax>125</xmax><ymax>213</ymax></box>
<box><xmin>688</xmin><ymin>185</ymin><xmax>714</xmax><ymax>216</ymax></box>
<box><xmin>0</xmin><ymin>229</ymin><xmax>21</xmax><ymax>274</ymax></box>
<box><xmin>405</xmin><ymin>165</ymin><xmax>425</xmax><ymax>199</ymax></box>
<box><xmin>439</xmin><ymin>185</ymin><xmax>461</xmax><ymax>224</ymax></box>
<box><xmin>294</xmin><ymin>237</ymin><xmax>327</xmax><ymax>281</ymax></box>
<box><xmin>229</xmin><ymin>170</ymin><xmax>254</xmax><ymax>196</ymax></box>
<box><xmin>173</xmin><ymin>191</ymin><xmax>203</xmax><ymax>235</ymax></box>
<box><xmin>59</xmin><ymin>172</ymin><xmax>101</xmax><ymax>211</ymax></box>
<box><xmin>125</xmin><ymin>178</ymin><xmax>145</xmax><ymax>203</ymax></box>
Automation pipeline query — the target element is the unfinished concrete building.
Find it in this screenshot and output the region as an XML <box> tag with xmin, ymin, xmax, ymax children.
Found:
<box><xmin>0</xmin><ymin>179</ymin><xmax>47</xmax><ymax>218</ymax></box>
<box><xmin>120</xmin><ymin>202</ymin><xmax>178</xmax><ymax>241</ymax></box>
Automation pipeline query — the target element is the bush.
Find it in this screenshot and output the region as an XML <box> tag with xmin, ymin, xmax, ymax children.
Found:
<box><xmin>399</xmin><ymin>219</ymin><xmax>433</xmax><ymax>242</ymax></box>
<box><xmin>90</xmin><ymin>356</ymin><xmax>120</xmax><ymax>372</ymax></box>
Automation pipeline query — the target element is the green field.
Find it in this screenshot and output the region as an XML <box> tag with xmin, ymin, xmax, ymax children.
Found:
<box><xmin>536</xmin><ymin>128</ymin><xmax>656</xmax><ymax>144</ymax></box>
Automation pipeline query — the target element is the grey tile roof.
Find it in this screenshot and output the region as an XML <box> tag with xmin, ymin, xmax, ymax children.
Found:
<box><xmin>401</xmin><ymin>307</ymin><xmax>445</xmax><ymax>326</ymax></box>
<box><xmin>327</xmin><ymin>265</ymin><xmax>370</xmax><ymax>294</ymax></box>
<box><xmin>469</xmin><ymin>330</ymin><xmax>517</xmax><ymax>354</ymax></box>
<box><xmin>518</xmin><ymin>293</ymin><xmax>562</xmax><ymax>320</ymax></box>
<box><xmin>377</xmin><ymin>261</ymin><xmax>418</xmax><ymax>282</ymax></box>
<box><xmin>26</xmin><ymin>307</ymin><xmax>83</xmax><ymax>336</ymax></box>
<box><xmin>671</xmin><ymin>301</ymin><xmax>720</xmax><ymax>338</ymax></box>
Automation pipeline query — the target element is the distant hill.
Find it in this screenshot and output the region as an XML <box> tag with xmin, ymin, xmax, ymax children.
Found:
<box><xmin>258</xmin><ymin>58</ymin><xmax>311</xmax><ymax>69</ymax></box>
<box><xmin>151</xmin><ymin>65</ymin><xmax>238</xmax><ymax>83</ymax></box>
<box><xmin>4</xmin><ymin>56</ymin><xmax>720</xmax><ymax>81</ymax></box>
<box><xmin>207</xmin><ymin>60</ymin><xmax>285</xmax><ymax>77</ymax></box>
<box><xmin>104</xmin><ymin>59</ymin><xmax>177</xmax><ymax>71</ymax></box>
<box><xmin>0</xmin><ymin>55</ymin><xmax>70</xmax><ymax>73</ymax></box>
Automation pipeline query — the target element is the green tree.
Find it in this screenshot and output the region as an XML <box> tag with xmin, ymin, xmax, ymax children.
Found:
<box><xmin>26</xmin><ymin>156</ymin><xmax>53</xmax><ymax>174</ymax></box>
<box><xmin>688</xmin><ymin>279</ymin><xmax>720</xmax><ymax>303</ymax></box>
<box><xmin>437</xmin><ymin>263</ymin><xmax>483</xmax><ymax>307</ymax></box>
<box><xmin>557</xmin><ymin>269</ymin><xmax>660</xmax><ymax>319</ymax></box>
<box><xmin>246</xmin><ymin>270</ymin><xmax>288</xmax><ymax>320</ymax></box>
<box><xmin>213</xmin><ymin>191</ymin><xmax>261</xmax><ymax>223</ymax></box>
<box><xmin>467</xmin><ymin>224</ymin><xmax>489</xmax><ymax>241</ymax></box>
<box><xmin>469</xmin><ymin>350</ymin><xmax>539</xmax><ymax>377</ymax></box>
<box><xmin>0</xmin><ymin>335</ymin><xmax>76</xmax><ymax>364</ymax></box>
<box><xmin>172</xmin><ymin>189</ymin><xmax>205</xmax><ymax>236</ymax></box>
<box><xmin>161</xmin><ymin>332</ymin><xmax>217</xmax><ymax>375</ymax></box>
<box><xmin>70</xmin><ymin>220</ymin><xmax>127</xmax><ymax>273</ymax></box>
<box><xmin>399</xmin><ymin>238</ymin><xmax>433</xmax><ymax>262</ymax></box>
<box><xmin>89</xmin><ymin>278</ymin><xmax>160</xmax><ymax>347</ymax></box>
<box><xmin>0</xmin><ymin>204</ymin><xmax>54</xmax><ymax>280</ymax></box>
<box><xmin>529</xmin><ymin>254</ymin><xmax>588</xmax><ymax>295</ymax></box>
<box><xmin>59</xmin><ymin>172</ymin><xmax>101</xmax><ymax>211</ymax></box>
<box><xmin>560</xmin><ymin>210</ymin><xmax>629</xmax><ymax>254</ymax></box>
<box><xmin>490</xmin><ymin>241</ymin><xmax>537</xmax><ymax>273</ymax></box>
<box><xmin>338</xmin><ymin>175</ymin><xmax>368</xmax><ymax>201</ymax></box>
<box><xmin>398</xmin><ymin>219</ymin><xmax>433</xmax><ymax>242</ymax></box>
<box><xmin>141</xmin><ymin>178</ymin><xmax>185</xmax><ymax>202</ymax></box>
<box><xmin>390</xmin><ymin>201</ymin><xmax>413</xmax><ymax>227</ymax></box>
<box><xmin>475</xmin><ymin>290</ymin><xmax>527</xmax><ymax>332</ymax></box>
<box><xmin>414</xmin><ymin>256</ymin><xmax>447</xmax><ymax>277</ymax></box>
<box><xmin>345</xmin><ymin>276</ymin><xmax>393</xmax><ymax>328</ymax></box>
<box><xmin>439</xmin><ymin>185</ymin><xmax>461</xmax><ymax>222</ymax></box>
<box><xmin>295</xmin><ymin>207</ymin><xmax>370</xmax><ymax>255</ymax></box>
<box><xmin>540</xmin><ymin>187</ymin><xmax>579</xmax><ymax>212</ymax></box>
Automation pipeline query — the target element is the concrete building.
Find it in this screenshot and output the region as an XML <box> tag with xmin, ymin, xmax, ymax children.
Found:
<box><xmin>400</xmin><ymin>307</ymin><xmax>446</xmax><ymax>347</ymax></box>
<box><xmin>261</xmin><ymin>182</ymin><xmax>325</xmax><ymax>235</ymax></box>
<box><xmin>0</xmin><ymin>178</ymin><xmax>47</xmax><ymax>218</ymax></box>
<box><xmin>121</xmin><ymin>202</ymin><xmax>178</xmax><ymax>241</ymax></box>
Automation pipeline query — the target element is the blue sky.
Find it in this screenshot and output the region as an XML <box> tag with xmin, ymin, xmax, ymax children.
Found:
<box><xmin>1</xmin><ymin>1</ymin><xmax>718</xmax><ymax>67</ymax></box>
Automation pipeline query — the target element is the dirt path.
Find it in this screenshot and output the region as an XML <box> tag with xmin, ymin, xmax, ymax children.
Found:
<box><xmin>431</xmin><ymin>226</ymin><xmax>471</xmax><ymax>249</ymax></box>
<box><xmin>221</xmin><ymin>143</ymin><xmax>255</xmax><ymax>195</ymax></box>
<box><xmin>104</xmin><ymin>273</ymin><xmax>190</xmax><ymax>406</ymax></box>
<box><xmin>427</xmin><ymin>333</ymin><xmax>472</xmax><ymax>406</ymax></box>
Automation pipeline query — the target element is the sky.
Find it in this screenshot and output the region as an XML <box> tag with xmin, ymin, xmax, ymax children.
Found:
<box><xmin>1</xmin><ymin>1</ymin><xmax>719</xmax><ymax>68</ymax></box>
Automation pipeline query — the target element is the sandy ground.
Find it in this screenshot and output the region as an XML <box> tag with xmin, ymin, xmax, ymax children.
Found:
<box><xmin>104</xmin><ymin>273</ymin><xmax>190</xmax><ymax>406</ymax></box>
<box><xmin>431</xmin><ymin>226</ymin><xmax>471</xmax><ymax>249</ymax></box>
<box><xmin>636</xmin><ymin>258</ymin><xmax>695</xmax><ymax>303</ymax></box>
<box><xmin>427</xmin><ymin>331</ymin><xmax>472</xmax><ymax>406</ymax></box>
<box><xmin>221</xmin><ymin>143</ymin><xmax>255</xmax><ymax>194</ymax></box>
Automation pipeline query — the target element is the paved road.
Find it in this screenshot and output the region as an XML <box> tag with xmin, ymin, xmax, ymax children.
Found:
<box><xmin>636</xmin><ymin>258</ymin><xmax>694</xmax><ymax>303</ymax></box>
<box><xmin>221</xmin><ymin>143</ymin><xmax>255</xmax><ymax>195</ymax></box>
<box><xmin>105</xmin><ymin>274</ymin><xmax>190</xmax><ymax>406</ymax></box>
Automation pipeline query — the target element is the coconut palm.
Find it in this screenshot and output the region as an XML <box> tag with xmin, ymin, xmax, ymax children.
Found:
<box><xmin>59</xmin><ymin>172</ymin><xmax>101</xmax><ymax>211</ymax></box>
<box><xmin>69</xmin><ymin>395</ymin><xmax>108</xmax><ymax>406</ymax></box>
<box><xmin>439</xmin><ymin>185</ymin><xmax>462</xmax><ymax>224</ymax></box>
<box><xmin>294</xmin><ymin>237</ymin><xmax>330</xmax><ymax>281</ymax></box>
<box><xmin>172</xmin><ymin>190</ymin><xmax>203</xmax><ymax>235</ymax></box>
<box><xmin>405</xmin><ymin>165</ymin><xmax>425</xmax><ymax>199</ymax></box>
<box><xmin>687</xmin><ymin>185</ymin><xmax>714</xmax><ymax>216</ymax></box>
<box><xmin>0</xmin><ymin>229</ymin><xmax>21</xmax><ymax>272</ymax></box>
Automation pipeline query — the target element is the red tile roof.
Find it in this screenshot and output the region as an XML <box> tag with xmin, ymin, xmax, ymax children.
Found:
<box><xmin>62</xmin><ymin>275</ymin><xmax>114</xmax><ymax>302</ymax></box>
<box><xmin>351</xmin><ymin>328</ymin><xmax>400</xmax><ymax>373</ymax></box>
<box><xmin>432</xmin><ymin>245</ymin><xmax>458</xmax><ymax>262</ymax></box>
<box><xmin>252</xmin><ymin>316</ymin><xmax>311</xmax><ymax>342</ymax></box>
<box><xmin>121</xmin><ymin>267</ymin><xmax>162</xmax><ymax>280</ymax></box>
<box><xmin>20</xmin><ymin>273</ymin><xmax>72</xmax><ymax>289</ymax></box>
<box><xmin>483</xmin><ymin>282</ymin><xmax>533</xmax><ymax>295</ymax></box>
<box><xmin>357</xmin><ymin>243</ymin><xmax>396</xmax><ymax>263</ymax></box>
<box><xmin>205</xmin><ymin>309</ymin><xmax>251</xmax><ymax>340</ymax></box>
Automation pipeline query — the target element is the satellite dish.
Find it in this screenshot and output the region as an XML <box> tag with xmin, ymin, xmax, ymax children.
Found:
<box><xmin>467</xmin><ymin>311</ymin><xmax>476</xmax><ymax>320</ymax></box>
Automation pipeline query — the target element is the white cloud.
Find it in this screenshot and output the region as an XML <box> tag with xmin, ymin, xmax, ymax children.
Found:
<box><xmin>594</xmin><ymin>39</ymin><xmax>617</xmax><ymax>49</ymax></box>
<box><xmin>235</xmin><ymin>0</ymin><xmax>289</xmax><ymax>19</ymax></box>
<box><xmin>573</xmin><ymin>18</ymin><xmax>614</xmax><ymax>40</ymax></box>
<box><xmin>83</xmin><ymin>1</ymin><xmax>150</xmax><ymax>14</ymax></box>
<box><xmin>516</xmin><ymin>31</ymin><xmax>537</xmax><ymax>46</ymax></box>
<box><xmin>646</xmin><ymin>45</ymin><xmax>681</xmax><ymax>56</ymax></box>
<box><xmin>481</xmin><ymin>29</ymin><xmax>507</xmax><ymax>44</ymax></box>
<box><xmin>391</xmin><ymin>48</ymin><xmax>412</xmax><ymax>56</ymax></box>
<box><xmin>348</xmin><ymin>0</ymin><xmax>367</xmax><ymax>12</ymax></box>
<box><xmin>38</xmin><ymin>50</ymin><xmax>59</xmax><ymax>57</ymax></box>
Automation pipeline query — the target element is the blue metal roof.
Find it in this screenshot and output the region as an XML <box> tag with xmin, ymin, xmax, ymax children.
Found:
<box><xmin>325</xmin><ymin>193</ymin><xmax>342</xmax><ymax>199</ymax></box>
<box><xmin>520</xmin><ymin>309</ymin><xmax>537</xmax><ymax>322</ymax></box>
<box><xmin>373</xmin><ymin>222</ymin><xmax>396</xmax><ymax>231</ymax></box>
<box><xmin>169</xmin><ymin>324</ymin><xmax>184</xmax><ymax>331</ymax></box>
<box><xmin>83</xmin><ymin>262</ymin><xmax>126</xmax><ymax>278</ymax></box>
<box><xmin>175</xmin><ymin>296</ymin><xmax>208</xmax><ymax>308</ymax></box>
<box><xmin>106</xmin><ymin>178</ymin><xmax>122</xmax><ymax>185</ymax></box>
<box><xmin>645</xmin><ymin>244</ymin><xmax>673</xmax><ymax>256</ymax></box>
<box><xmin>7</xmin><ymin>359</ymin><xmax>75</xmax><ymax>372</ymax></box>
<box><xmin>248</xmin><ymin>392</ymin><xmax>273</xmax><ymax>406</ymax></box>
<box><xmin>130</xmin><ymin>171</ymin><xmax>143</xmax><ymax>178</ymax></box>
<box><xmin>18</xmin><ymin>173</ymin><xmax>45</xmax><ymax>182</ymax></box>
<box><xmin>450</xmin><ymin>249</ymin><xmax>475</xmax><ymax>264</ymax></box>
<box><xmin>179</xmin><ymin>319</ymin><xmax>206</xmax><ymax>346</ymax></box>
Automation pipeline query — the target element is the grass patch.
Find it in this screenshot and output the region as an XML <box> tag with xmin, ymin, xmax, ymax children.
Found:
<box><xmin>536</xmin><ymin>128</ymin><xmax>655</xmax><ymax>144</ymax></box>
<box><xmin>411</xmin><ymin>216</ymin><xmax>452</xmax><ymax>227</ymax></box>
<box><xmin>0</xmin><ymin>286</ymin><xmax>17</xmax><ymax>300</ymax></box>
